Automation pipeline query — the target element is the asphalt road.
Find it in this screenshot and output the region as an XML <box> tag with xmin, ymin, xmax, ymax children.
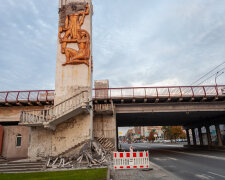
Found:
<box><xmin>120</xmin><ymin>143</ymin><xmax>225</xmax><ymax>180</ymax></box>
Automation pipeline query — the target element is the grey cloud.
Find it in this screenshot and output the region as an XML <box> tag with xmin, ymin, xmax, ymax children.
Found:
<box><xmin>0</xmin><ymin>0</ymin><xmax>225</xmax><ymax>91</ymax></box>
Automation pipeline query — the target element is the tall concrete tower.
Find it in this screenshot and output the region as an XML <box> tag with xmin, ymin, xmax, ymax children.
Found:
<box><xmin>27</xmin><ymin>0</ymin><xmax>94</xmax><ymax>158</ymax></box>
<box><xmin>55</xmin><ymin>0</ymin><xmax>93</xmax><ymax>105</ymax></box>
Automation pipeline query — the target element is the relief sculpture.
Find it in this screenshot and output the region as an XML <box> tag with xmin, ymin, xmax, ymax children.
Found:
<box><xmin>58</xmin><ymin>3</ymin><xmax>90</xmax><ymax>66</ymax></box>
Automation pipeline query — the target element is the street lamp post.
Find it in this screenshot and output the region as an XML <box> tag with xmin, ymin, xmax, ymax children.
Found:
<box><xmin>215</xmin><ymin>71</ymin><xmax>224</xmax><ymax>95</ymax></box>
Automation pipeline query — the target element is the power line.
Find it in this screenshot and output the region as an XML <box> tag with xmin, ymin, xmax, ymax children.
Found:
<box><xmin>190</xmin><ymin>61</ymin><xmax>225</xmax><ymax>86</ymax></box>
<box><xmin>196</xmin><ymin>68</ymin><xmax>225</xmax><ymax>86</ymax></box>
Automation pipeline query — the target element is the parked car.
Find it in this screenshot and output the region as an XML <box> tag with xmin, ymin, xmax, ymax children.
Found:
<box><xmin>163</xmin><ymin>140</ymin><xmax>171</xmax><ymax>143</ymax></box>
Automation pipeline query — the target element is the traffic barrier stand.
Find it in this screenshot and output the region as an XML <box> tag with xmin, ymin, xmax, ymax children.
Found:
<box><xmin>113</xmin><ymin>146</ymin><xmax>150</xmax><ymax>169</ymax></box>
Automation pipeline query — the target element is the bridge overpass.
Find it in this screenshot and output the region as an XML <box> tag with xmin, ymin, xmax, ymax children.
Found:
<box><xmin>1</xmin><ymin>85</ymin><xmax>225</xmax><ymax>149</ymax></box>
<box><xmin>1</xmin><ymin>85</ymin><xmax>225</xmax><ymax>105</ymax></box>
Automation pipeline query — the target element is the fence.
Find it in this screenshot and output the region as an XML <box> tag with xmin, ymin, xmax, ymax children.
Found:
<box><xmin>113</xmin><ymin>146</ymin><xmax>150</xmax><ymax>169</ymax></box>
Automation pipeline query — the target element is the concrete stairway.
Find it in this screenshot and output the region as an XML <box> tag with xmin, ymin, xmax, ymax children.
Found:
<box><xmin>57</xmin><ymin>139</ymin><xmax>89</xmax><ymax>158</ymax></box>
<box><xmin>20</xmin><ymin>90</ymin><xmax>90</xmax><ymax>130</ymax></box>
<box><xmin>0</xmin><ymin>160</ymin><xmax>45</xmax><ymax>173</ymax></box>
<box><xmin>97</xmin><ymin>136</ymin><xmax>115</xmax><ymax>151</ymax></box>
<box><xmin>0</xmin><ymin>156</ymin><xmax>7</xmax><ymax>164</ymax></box>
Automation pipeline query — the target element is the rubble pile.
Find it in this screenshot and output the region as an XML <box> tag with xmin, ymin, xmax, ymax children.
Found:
<box><xmin>46</xmin><ymin>139</ymin><xmax>112</xmax><ymax>169</ymax></box>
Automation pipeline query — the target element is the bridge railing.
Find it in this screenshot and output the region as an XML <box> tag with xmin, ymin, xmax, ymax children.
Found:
<box><xmin>93</xmin><ymin>85</ymin><xmax>225</xmax><ymax>99</ymax></box>
<box><xmin>1</xmin><ymin>85</ymin><xmax>225</xmax><ymax>103</ymax></box>
<box><xmin>0</xmin><ymin>90</ymin><xmax>55</xmax><ymax>103</ymax></box>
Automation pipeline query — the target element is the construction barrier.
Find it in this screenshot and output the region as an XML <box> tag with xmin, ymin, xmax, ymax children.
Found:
<box><xmin>113</xmin><ymin>146</ymin><xmax>150</xmax><ymax>169</ymax></box>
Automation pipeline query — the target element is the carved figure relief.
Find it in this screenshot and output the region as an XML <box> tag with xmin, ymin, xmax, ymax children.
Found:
<box><xmin>58</xmin><ymin>3</ymin><xmax>90</xmax><ymax>66</ymax></box>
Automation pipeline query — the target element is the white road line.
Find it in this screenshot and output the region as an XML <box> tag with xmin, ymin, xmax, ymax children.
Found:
<box><xmin>157</xmin><ymin>149</ymin><xmax>225</xmax><ymax>161</ymax></box>
<box><xmin>168</xmin><ymin>157</ymin><xmax>178</xmax><ymax>161</ymax></box>
<box><xmin>208</xmin><ymin>172</ymin><xmax>225</xmax><ymax>179</ymax></box>
<box><xmin>195</xmin><ymin>174</ymin><xmax>212</xmax><ymax>179</ymax></box>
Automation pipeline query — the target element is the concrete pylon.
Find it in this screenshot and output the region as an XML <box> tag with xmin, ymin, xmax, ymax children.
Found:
<box><xmin>55</xmin><ymin>0</ymin><xmax>93</xmax><ymax>104</ymax></box>
<box><xmin>198</xmin><ymin>127</ymin><xmax>203</xmax><ymax>146</ymax></box>
<box><xmin>191</xmin><ymin>128</ymin><xmax>197</xmax><ymax>146</ymax></box>
<box><xmin>215</xmin><ymin>124</ymin><xmax>223</xmax><ymax>147</ymax></box>
<box><xmin>186</xmin><ymin>129</ymin><xmax>191</xmax><ymax>145</ymax></box>
<box><xmin>27</xmin><ymin>1</ymin><xmax>95</xmax><ymax>159</ymax></box>
<box><xmin>205</xmin><ymin>125</ymin><xmax>212</xmax><ymax>146</ymax></box>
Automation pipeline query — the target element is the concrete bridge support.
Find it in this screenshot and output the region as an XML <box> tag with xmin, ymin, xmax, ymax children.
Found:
<box><xmin>191</xmin><ymin>128</ymin><xmax>197</xmax><ymax>146</ymax></box>
<box><xmin>215</xmin><ymin>124</ymin><xmax>223</xmax><ymax>147</ymax></box>
<box><xmin>206</xmin><ymin>125</ymin><xmax>212</xmax><ymax>146</ymax></box>
<box><xmin>198</xmin><ymin>127</ymin><xmax>204</xmax><ymax>146</ymax></box>
<box><xmin>186</xmin><ymin>129</ymin><xmax>191</xmax><ymax>146</ymax></box>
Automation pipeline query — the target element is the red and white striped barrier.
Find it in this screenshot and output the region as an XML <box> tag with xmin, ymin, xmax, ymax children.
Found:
<box><xmin>113</xmin><ymin>146</ymin><xmax>150</xmax><ymax>169</ymax></box>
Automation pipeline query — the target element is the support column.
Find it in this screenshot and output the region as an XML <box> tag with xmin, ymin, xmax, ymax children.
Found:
<box><xmin>186</xmin><ymin>129</ymin><xmax>191</xmax><ymax>146</ymax></box>
<box><xmin>215</xmin><ymin>124</ymin><xmax>223</xmax><ymax>147</ymax></box>
<box><xmin>198</xmin><ymin>127</ymin><xmax>203</xmax><ymax>146</ymax></box>
<box><xmin>206</xmin><ymin>125</ymin><xmax>212</xmax><ymax>146</ymax></box>
<box><xmin>192</xmin><ymin>128</ymin><xmax>197</xmax><ymax>146</ymax></box>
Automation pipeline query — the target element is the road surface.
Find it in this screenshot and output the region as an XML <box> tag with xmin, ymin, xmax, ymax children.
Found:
<box><xmin>120</xmin><ymin>143</ymin><xmax>225</xmax><ymax>180</ymax></box>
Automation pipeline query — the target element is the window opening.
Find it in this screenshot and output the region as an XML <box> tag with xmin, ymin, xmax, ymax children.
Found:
<box><xmin>16</xmin><ymin>134</ymin><xmax>22</xmax><ymax>147</ymax></box>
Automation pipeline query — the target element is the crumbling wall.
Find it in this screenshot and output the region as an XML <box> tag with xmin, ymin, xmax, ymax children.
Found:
<box><xmin>93</xmin><ymin>114</ymin><xmax>115</xmax><ymax>145</ymax></box>
<box><xmin>52</xmin><ymin>113</ymin><xmax>90</xmax><ymax>156</ymax></box>
<box><xmin>28</xmin><ymin>113</ymin><xmax>91</xmax><ymax>158</ymax></box>
<box><xmin>28</xmin><ymin>127</ymin><xmax>53</xmax><ymax>159</ymax></box>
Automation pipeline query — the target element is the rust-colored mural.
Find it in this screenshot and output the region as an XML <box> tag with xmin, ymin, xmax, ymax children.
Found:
<box><xmin>59</xmin><ymin>3</ymin><xmax>90</xmax><ymax>67</ymax></box>
<box><xmin>0</xmin><ymin>125</ymin><xmax>3</xmax><ymax>155</ymax></box>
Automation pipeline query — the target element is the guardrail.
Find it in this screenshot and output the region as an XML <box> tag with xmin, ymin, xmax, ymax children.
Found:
<box><xmin>0</xmin><ymin>90</ymin><xmax>54</xmax><ymax>103</ymax></box>
<box><xmin>93</xmin><ymin>85</ymin><xmax>225</xmax><ymax>99</ymax></box>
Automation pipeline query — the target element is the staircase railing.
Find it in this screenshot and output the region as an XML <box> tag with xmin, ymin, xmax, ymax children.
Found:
<box><xmin>47</xmin><ymin>90</ymin><xmax>89</xmax><ymax>122</ymax></box>
<box><xmin>20</xmin><ymin>90</ymin><xmax>89</xmax><ymax>126</ymax></box>
<box><xmin>21</xmin><ymin>110</ymin><xmax>47</xmax><ymax>125</ymax></box>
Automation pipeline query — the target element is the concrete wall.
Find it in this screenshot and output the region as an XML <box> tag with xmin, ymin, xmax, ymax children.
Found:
<box><xmin>2</xmin><ymin>126</ymin><xmax>29</xmax><ymax>159</ymax></box>
<box><xmin>93</xmin><ymin>114</ymin><xmax>116</xmax><ymax>144</ymax></box>
<box><xmin>28</xmin><ymin>113</ymin><xmax>90</xmax><ymax>158</ymax></box>
<box><xmin>52</xmin><ymin>113</ymin><xmax>90</xmax><ymax>156</ymax></box>
<box><xmin>94</xmin><ymin>80</ymin><xmax>109</xmax><ymax>99</ymax></box>
<box><xmin>0</xmin><ymin>106</ymin><xmax>50</xmax><ymax>122</ymax></box>
<box><xmin>28</xmin><ymin>127</ymin><xmax>53</xmax><ymax>159</ymax></box>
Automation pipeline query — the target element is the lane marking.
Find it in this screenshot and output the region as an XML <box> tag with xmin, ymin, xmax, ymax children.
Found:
<box><xmin>153</xmin><ymin>157</ymin><xmax>178</xmax><ymax>161</ymax></box>
<box><xmin>168</xmin><ymin>157</ymin><xmax>178</xmax><ymax>161</ymax></box>
<box><xmin>195</xmin><ymin>174</ymin><xmax>213</xmax><ymax>179</ymax></box>
<box><xmin>208</xmin><ymin>172</ymin><xmax>225</xmax><ymax>179</ymax></box>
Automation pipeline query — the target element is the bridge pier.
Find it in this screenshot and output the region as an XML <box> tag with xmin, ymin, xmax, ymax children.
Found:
<box><xmin>215</xmin><ymin>124</ymin><xmax>223</xmax><ymax>147</ymax></box>
<box><xmin>198</xmin><ymin>127</ymin><xmax>204</xmax><ymax>146</ymax></box>
<box><xmin>205</xmin><ymin>125</ymin><xmax>212</xmax><ymax>146</ymax></box>
<box><xmin>185</xmin><ymin>129</ymin><xmax>191</xmax><ymax>146</ymax></box>
<box><xmin>191</xmin><ymin>128</ymin><xmax>197</xmax><ymax>146</ymax></box>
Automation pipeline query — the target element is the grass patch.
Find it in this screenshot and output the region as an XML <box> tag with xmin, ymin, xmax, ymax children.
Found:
<box><xmin>0</xmin><ymin>168</ymin><xmax>107</xmax><ymax>180</ymax></box>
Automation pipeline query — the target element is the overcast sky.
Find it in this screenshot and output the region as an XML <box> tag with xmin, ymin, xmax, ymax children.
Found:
<box><xmin>0</xmin><ymin>0</ymin><xmax>225</xmax><ymax>91</ymax></box>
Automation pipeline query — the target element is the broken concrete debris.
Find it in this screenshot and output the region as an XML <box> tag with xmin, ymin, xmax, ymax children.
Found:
<box><xmin>46</xmin><ymin>139</ymin><xmax>112</xmax><ymax>169</ymax></box>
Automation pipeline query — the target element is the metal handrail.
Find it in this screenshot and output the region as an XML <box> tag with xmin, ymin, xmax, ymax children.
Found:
<box><xmin>93</xmin><ymin>85</ymin><xmax>225</xmax><ymax>99</ymax></box>
<box><xmin>1</xmin><ymin>85</ymin><xmax>225</xmax><ymax>103</ymax></box>
<box><xmin>0</xmin><ymin>90</ymin><xmax>55</xmax><ymax>103</ymax></box>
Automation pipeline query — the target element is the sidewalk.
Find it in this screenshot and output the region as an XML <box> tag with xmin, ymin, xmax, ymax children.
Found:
<box><xmin>109</xmin><ymin>162</ymin><xmax>180</xmax><ymax>180</ymax></box>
